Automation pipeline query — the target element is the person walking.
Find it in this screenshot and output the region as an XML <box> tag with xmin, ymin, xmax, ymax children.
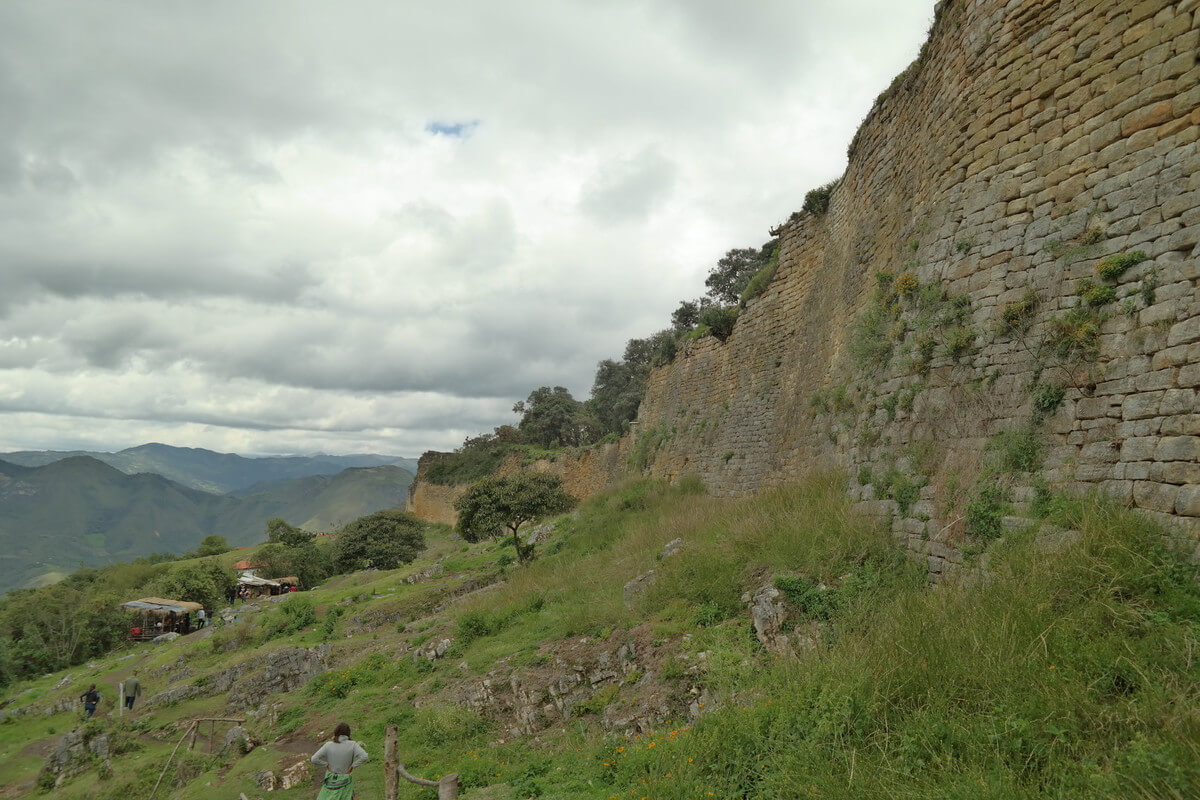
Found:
<box><xmin>122</xmin><ymin>670</ymin><xmax>142</xmax><ymax>712</ymax></box>
<box><xmin>197</xmin><ymin>608</ymin><xmax>207</xmax><ymax>628</ymax></box>
<box><xmin>310</xmin><ymin>722</ymin><xmax>368</xmax><ymax>800</ymax></box>
<box><xmin>80</xmin><ymin>684</ymin><xmax>100</xmax><ymax>720</ymax></box>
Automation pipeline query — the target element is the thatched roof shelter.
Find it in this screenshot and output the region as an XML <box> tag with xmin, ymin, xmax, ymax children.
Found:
<box><xmin>121</xmin><ymin>597</ymin><xmax>204</xmax><ymax>616</ymax></box>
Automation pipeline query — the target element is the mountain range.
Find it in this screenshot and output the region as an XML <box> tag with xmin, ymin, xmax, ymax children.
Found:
<box><xmin>0</xmin><ymin>444</ymin><xmax>417</xmax><ymax>592</ymax></box>
<box><xmin>0</xmin><ymin>442</ymin><xmax>419</xmax><ymax>494</ymax></box>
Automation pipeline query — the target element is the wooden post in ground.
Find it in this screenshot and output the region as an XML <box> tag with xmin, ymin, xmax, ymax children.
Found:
<box><xmin>188</xmin><ymin>723</ymin><xmax>198</xmax><ymax>751</ymax></box>
<box><xmin>209</xmin><ymin>719</ymin><xmax>216</xmax><ymax>753</ymax></box>
<box><xmin>118</xmin><ymin>681</ymin><xmax>124</xmax><ymax>717</ymax></box>
<box><xmin>398</xmin><ymin>762</ymin><xmax>459</xmax><ymax>800</ymax></box>
<box><xmin>384</xmin><ymin>725</ymin><xmax>398</xmax><ymax>800</ymax></box>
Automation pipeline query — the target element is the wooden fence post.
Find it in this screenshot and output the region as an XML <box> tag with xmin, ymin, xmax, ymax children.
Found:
<box><xmin>398</xmin><ymin>762</ymin><xmax>459</xmax><ymax>800</ymax></box>
<box><xmin>384</xmin><ymin>725</ymin><xmax>398</xmax><ymax>800</ymax></box>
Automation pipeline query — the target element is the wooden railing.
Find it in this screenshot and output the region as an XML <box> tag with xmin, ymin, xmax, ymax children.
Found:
<box><xmin>385</xmin><ymin>724</ymin><xmax>459</xmax><ymax>799</ymax></box>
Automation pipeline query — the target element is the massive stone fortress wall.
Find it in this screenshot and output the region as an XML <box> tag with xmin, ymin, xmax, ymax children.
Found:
<box><xmin>635</xmin><ymin>0</ymin><xmax>1200</xmax><ymax>567</ymax></box>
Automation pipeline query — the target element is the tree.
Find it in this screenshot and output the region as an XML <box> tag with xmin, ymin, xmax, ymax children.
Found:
<box><xmin>513</xmin><ymin>386</ymin><xmax>586</xmax><ymax>448</ymax></box>
<box><xmin>704</xmin><ymin>247</ymin><xmax>767</xmax><ymax>304</ymax></box>
<box><xmin>454</xmin><ymin>473</ymin><xmax>575</xmax><ymax>563</ymax></box>
<box><xmin>266</xmin><ymin>517</ymin><xmax>313</xmax><ymax>548</ymax></box>
<box><xmin>147</xmin><ymin>559</ymin><xmax>234</xmax><ymax>611</ymax></box>
<box><xmin>196</xmin><ymin>534</ymin><xmax>231</xmax><ymax>557</ymax></box>
<box><xmin>333</xmin><ymin>510</ymin><xmax>426</xmax><ymax>573</ymax></box>
<box><xmin>255</xmin><ymin>541</ymin><xmax>331</xmax><ymax>590</ymax></box>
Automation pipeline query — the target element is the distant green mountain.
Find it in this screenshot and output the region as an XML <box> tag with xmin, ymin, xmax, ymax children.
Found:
<box><xmin>0</xmin><ymin>443</ymin><xmax>419</xmax><ymax>494</ymax></box>
<box><xmin>0</xmin><ymin>457</ymin><xmax>414</xmax><ymax>592</ymax></box>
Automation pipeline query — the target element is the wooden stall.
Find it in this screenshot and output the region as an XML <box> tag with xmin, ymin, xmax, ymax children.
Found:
<box><xmin>121</xmin><ymin>597</ymin><xmax>204</xmax><ymax>640</ymax></box>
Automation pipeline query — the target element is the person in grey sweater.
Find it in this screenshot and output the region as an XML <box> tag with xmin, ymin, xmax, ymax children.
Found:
<box><xmin>311</xmin><ymin>722</ymin><xmax>368</xmax><ymax>799</ymax></box>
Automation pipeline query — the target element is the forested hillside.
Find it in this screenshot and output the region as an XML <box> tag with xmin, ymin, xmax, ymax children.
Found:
<box><xmin>0</xmin><ymin>458</ymin><xmax>413</xmax><ymax>591</ymax></box>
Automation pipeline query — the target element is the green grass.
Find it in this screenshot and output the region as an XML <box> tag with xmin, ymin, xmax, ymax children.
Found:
<box><xmin>5</xmin><ymin>476</ymin><xmax>1200</xmax><ymax>800</ymax></box>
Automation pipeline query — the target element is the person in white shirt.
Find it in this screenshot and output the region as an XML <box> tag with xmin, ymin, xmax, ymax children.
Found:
<box><xmin>311</xmin><ymin>722</ymin><xmax>369</xmax><ymax>799</ymax></box>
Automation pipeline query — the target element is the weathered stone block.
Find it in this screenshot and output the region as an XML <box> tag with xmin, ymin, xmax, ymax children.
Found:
<box><xmin>1156</xmin><ymin>436</ymin><xmax>1200</xmax><ymax>461</ymax></box>
<box><xmin>1175</xmin><ymin>485</ymin><xmax>1200</xmax><ymax>517</ymax></box>
<box><xmin>1134</xmin><ymin>481</ymin><xmax>1180</xmax><ymax>513</ymax></box>
<box><xmin>1123</xmin><ymin>392</ymin><xmax>1163</xmax><ymax>419</ymax></box>
<box><xmin>1120</xmin><ymin>436</ymin><xmax>1159</xmax><ymax>461</ymax></box>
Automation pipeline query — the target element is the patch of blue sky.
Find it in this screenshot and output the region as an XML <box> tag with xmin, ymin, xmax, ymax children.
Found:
<box><xmin>425</xmin><ymin>120</ymin><xmax>481</xmax><ymax>138</ymax></box>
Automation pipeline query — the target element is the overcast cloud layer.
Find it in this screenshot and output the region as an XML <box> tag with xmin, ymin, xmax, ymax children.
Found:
<box><xmin>0</xmin><ymin>0</ymin><xmax>932</xmax><ymax>457</ymax></box>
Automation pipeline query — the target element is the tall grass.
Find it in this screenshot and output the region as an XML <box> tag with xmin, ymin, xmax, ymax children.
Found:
<box><xmin>596</xmin><ymin>493</ymin><xmax>1200</xmax><ymax>799</ymax></box>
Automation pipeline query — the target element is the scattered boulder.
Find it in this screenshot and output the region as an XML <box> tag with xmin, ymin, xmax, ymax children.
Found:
<box><xmin>279</xmin><ymin>759</ymin><xmax>312</xmax><ymax>790</ymax></box>
<box><xmin>223</xmin><ymin>725</ymin><xmax>256</xmax><ymax>754</ymax></box>
<box><xmin>746</xmin><ymin>583</ymin><xmax>789</xmax><ymax>652</ymax></box>
<box><xmin>524</xmin><ymin>523</ymin><xmax>555</xmax><ymax>546</ymax></box>
<box><xmin>414</xmin><ymin>637</ymin><xmax>453</xmax><ymax>662</ymax></box>
<box><xmin>253</xmin><ymin>769</ymin><xmax>277</xmax><ymax>791</ymax></box>
<box><xmin>623</xmin><ymin>570</ymin><xmax>656</xmax><ymax>609</ymax></box>
<box><xmin>661</xmin><ymin>538</ymin><xmax>684</xmax><ymax>559</ymax></box>
<box><xmin>153</xmin><ymin>632</ymin><xmax>180</xmax><ymax>645</ymax></box>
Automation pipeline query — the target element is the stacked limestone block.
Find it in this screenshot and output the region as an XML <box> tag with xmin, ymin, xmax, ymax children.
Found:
<box><xmin>633</xmin><ymin>0</ymin><xmax>1200</xmax><ymax>574</ymax></box>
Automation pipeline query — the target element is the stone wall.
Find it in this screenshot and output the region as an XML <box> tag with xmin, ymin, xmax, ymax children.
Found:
<box><xmin>632</xmin><ymin>0</ymin><xmax>1200</xmax><ymax>570</ymax></box>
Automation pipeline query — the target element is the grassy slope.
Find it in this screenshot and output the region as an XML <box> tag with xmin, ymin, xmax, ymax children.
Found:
<box><xmin>2</xmin><ymin>476</ymin><xmax>1198</xmax><ymax>799</ymax></box>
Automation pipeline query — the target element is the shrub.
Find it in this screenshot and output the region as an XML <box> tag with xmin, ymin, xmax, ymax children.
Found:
<box><xmin>412</xmin><ymin>705</ymin><xmax>490</xmax><ymax>746</ymax></box>
<box><xmin>856</xmin><ymin>466</ymin><xmax>873</xmax><ymax>486</ymax></box>
<box><xmin>942</xmin><ymin>326</ymin><xmax>976</xmax><ymax>360</ymax></box>
<box><xmin>894</xmin><ymin>271</ymin><xmax>919</xmax><ymax>297</ymax></box>
<box><xmin>965</xmin><ymin>484</ymin><xmax>1008</xmax><ymax>539</ymax></box>
<box><xmin>333</xmin><ymin>510</ymin><xmax>426</xmax><ymax>573</ymax></box>
<box><xmin>1031</xmin><ymin>382</ymin><xmax>1065</xmax><ymax>416</ymax></box>
<box><xmin>1095</xmin><ymin>250</ymin><xmax>1148</xmax><ymax>281</ymax></box>
<box><xmin>801</xmin><ymin>178</ymin><xmax>841</xmax><ymax>215</ymax></box>
<box><xmin>997</xmin><ymin>290</ymin><xmax>1038</xmax><ymax>336</ymax></box>
<box><xmin>309</xmin><ymin>653</ymin><xmax>391</xmax><ymax>699</ymax></box>
<box><xmin>850</xmin><ymin>305</ymin><xmax>895</xmax><ymax>369</ymax></box>
<box><xmin>320</xmin><ymin>607</ymin><xmax>344</xmax><ymax>641</ymax></box>
<box><xmin>1076</xmin><ymin>278</ymin><xmax>1116</xmax><ymax>307</ymax></box>
<box><xmin>698</xmin><ymin>305</ymin><xmax>739</xmax><ymax>342</ymax></box>
<box><xmin>891</xmin><ymin>474</ymin><xmax>921</xmax><ymax>515</ymax></box>
<box><xmin>279</xmin><ymin>596</ymin><xmax>318</xmax><ymax>631</ymax></box>
<box><xmin>739</xmin><ymin>245</ymin><xmax>780</xmax><ymax>305</ymax></box>
<box><xmin>988</xmin><ymin>425</ymin><xmax>1043</xmax><ymax>473</ymax></box>
<box><xmin>1047</xmin><ymin>308</ymin><xmax>1102</xmax><ymax>361</ymax></box>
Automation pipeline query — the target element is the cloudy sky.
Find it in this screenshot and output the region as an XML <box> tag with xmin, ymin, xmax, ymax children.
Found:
<box><xmin>0</xmin><ymin>0</ymin><xmax>932</xmax><ymax>458</ymax></box>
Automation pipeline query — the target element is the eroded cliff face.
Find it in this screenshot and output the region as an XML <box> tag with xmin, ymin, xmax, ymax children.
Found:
<box><xmin>634</xmin><ymin>0</ymin><xmax>1200</xmax><ymax>570</ymax></box>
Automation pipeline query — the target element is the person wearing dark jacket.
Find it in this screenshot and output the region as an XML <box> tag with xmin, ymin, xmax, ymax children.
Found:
<box><xmin>80</xmin><ymin>685</ymin><xmax>100</xmax><ymax>719</ymax></box>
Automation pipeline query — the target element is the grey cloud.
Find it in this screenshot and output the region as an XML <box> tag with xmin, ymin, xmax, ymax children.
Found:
<box><xmin>0</xmin><ymin>0</ymin><xmax>933</xmax><ymax>456</ymax></box>
<box><xmin>579</xmin><ymin>148</ymin><xmax>678</xmax><ymax>223</ymax></box>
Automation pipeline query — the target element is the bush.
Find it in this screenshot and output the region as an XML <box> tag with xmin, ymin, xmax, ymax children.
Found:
<box><xmin>966</xmin><ymin>484</ymin><xmax>1008</xmax><ymax>539</ymax></box>
<box><xmin>1047</xmin><ymin>308</ymin><xmax>1102</xmax><ymax>361</ymax></box>
<box><xmin>942</xmin><ymin>326</ymin><xmax>976</xmax><ymax>360</ymax></box>
<box><xmin>988</xmin><ymin>425</ymin><xmax>1043</xmax><ymax>472</ymax></box>
<box><xmin>1076</xmin><ymin>278</ymin><xmax>1116</xmax><ymax>307</ymax></box>
<box><xmin>1095</xmin><ymin>250</ymin><xmax>1148</xmax><ymax>281</ymax></box>
<box><xmin>412</xmin><ymin>705</ymin><xmax>490</xmax><ymax>746</ymax></box>
<box><xmin>332</xmin><ymin>510</ymin><xmax>426</xmax><ymax>573</ymax></box>
<box><xmin>698</xmin><ymin>305</ymin><xmax>739</xmax><ymax>342</ymax></box>
<box><xmin>894</xmin><ymin>271</ymin><xmax>919</xmax><ymax>297</ymax></box>
<box><xmin>997</xmin><ymin>290</ymin><xmax>1038</xmax><ymax>336</ymax></box>
<box><xmin>801</xmin><ymin>178</ymin><xmax>841</xmax><ymax>215</ymax></box>
<box><xmin>1031</xmin><ymin>382</ymin><xmax>1065</xmax><ymax>416</ymax></box>
<box><xmin>739</xmin><ymin>245</ymin><xmax>780</xmax><ymax>305</ymax></box>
